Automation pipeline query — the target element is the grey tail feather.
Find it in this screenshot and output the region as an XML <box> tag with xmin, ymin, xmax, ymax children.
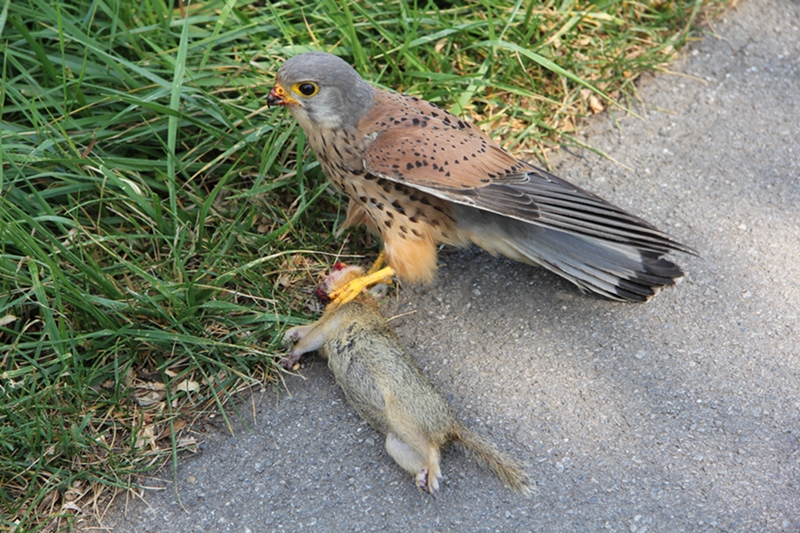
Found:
<box><xmin>458</xmin><ymin>209</ymin><xmax>688</xmax><ymax>302</ymax></box>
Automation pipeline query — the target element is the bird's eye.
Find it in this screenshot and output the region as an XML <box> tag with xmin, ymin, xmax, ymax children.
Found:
<box><xmin>295</xmin><ymin>82</ymin><xmax>319</xmax><ymax>97</ymax></box>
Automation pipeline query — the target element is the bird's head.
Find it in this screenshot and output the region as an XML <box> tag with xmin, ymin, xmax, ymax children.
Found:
<box><xmin>268</xmin><ymin>52</ymin><xmax>376</xmax><ymax>130</ymax></box>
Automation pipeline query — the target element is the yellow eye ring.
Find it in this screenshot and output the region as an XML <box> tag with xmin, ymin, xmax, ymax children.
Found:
<box><xmin>293</xmin><ymin>81</ymin><xmax>319</xmax><ymax>97</ymax></box>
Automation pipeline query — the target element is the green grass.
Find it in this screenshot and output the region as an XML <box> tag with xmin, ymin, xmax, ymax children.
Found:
<box><xmin>1</xmin><ymin>0</ymin><xmax>727</xmax><ymax>530</ymax></box>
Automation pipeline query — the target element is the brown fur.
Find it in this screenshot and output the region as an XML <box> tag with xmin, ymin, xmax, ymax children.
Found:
<box><xmin>281</xmin><ymin>265</ymin><xmax>534</xmax><ymax>496</ymax></box>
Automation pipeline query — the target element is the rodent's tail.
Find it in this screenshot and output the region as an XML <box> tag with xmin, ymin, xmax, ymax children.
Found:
<box><xmin>453</xmin><ymin>424</ymin><xmax>535</xmax><ymax>497</ymax></box>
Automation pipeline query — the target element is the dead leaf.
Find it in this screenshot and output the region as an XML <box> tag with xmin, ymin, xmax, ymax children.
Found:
<box><xmin>139</xmin><ymin>380</ymin><xmax>166</xmax><ymax>391</ymax></box>
<box><xmin>176</xmin><ymin>379</ymin><xmax>200</xmax><ymax>393</ymax></box>
<box><xmin>64</xmin><ymin>481</ymin><xmax>84</xmax><ymax>502</ymax></box>
<box><xmin>135</xmin><ymin>390</ymin><xmax>165</xmax><ymax>407</ymax></box>
<box><xmin>589</xmin><ymin>94</ymin><xmax>605</xmax><ymax>114</ymax></box>
<box><xmin>122</xmin><ymin>367</ymin><xmax>135</xmax><ymax>387</ymax></box>
<box><xmin>135</xmin><ymin>425</ymin><xmax>156</xmax><ymax>449</ymax></box>
<box><xmin>177</xmin><ymin>436</ymin><xmax>198</xmax><ymax>449</ymax></box>
<box><xmin>36</xmin><ymin>490</ymin><xmax>59</xmax><ymax>514</ymax></box>
<box><xmin>60</xmin><ymin>502</ymin><xmax>82</xmax><ymax>514</ymax></box>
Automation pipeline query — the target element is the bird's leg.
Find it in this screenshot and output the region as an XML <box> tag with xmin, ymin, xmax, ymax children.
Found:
<box><xmin>366</xmin><ymin>250</ymin><xmax>387</xmax><ymax>275</ymax></box>
<box><xmin>327</xmin><ymin>251</ymin><xmax>394</xmax><ymax>307</ymax></box>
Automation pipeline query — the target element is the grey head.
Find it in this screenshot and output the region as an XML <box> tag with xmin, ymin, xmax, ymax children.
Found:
<box><xmin>272</xmin><ymin>52</ymin><xmax>376</xmax><ymax>130</ymax></box>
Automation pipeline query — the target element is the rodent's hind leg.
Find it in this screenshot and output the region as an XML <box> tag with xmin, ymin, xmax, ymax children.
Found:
<box><xmin>385</xmin><ymin>432</ymin><xmax>441</xmax><ymax>496</ymax></box>
<box><xmin>416</xmin><ymin>469</ymin><xmax>430</xmax><ymax>494</ymax></box>
<box><xmin>385</xmin><ymin>432</ymin><xmax>426</xmax><ymax>474</ymax></box>
<box><xmin>423</xmin><ymin>449</ymin><xmax>442</xmax><ymax>496</ymax></box>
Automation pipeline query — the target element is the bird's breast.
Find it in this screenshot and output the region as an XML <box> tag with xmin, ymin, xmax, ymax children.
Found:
<box><xmin>305</xmin><ymin>126</ymin><xmax>364</xmax><ymax>191</ymax></box>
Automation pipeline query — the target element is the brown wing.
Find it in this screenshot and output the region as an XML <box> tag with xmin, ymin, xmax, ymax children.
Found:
<box><xmin>362</xmin><ymin>112</ymin><xmax>692</xmax><ymax>254</ymax></box>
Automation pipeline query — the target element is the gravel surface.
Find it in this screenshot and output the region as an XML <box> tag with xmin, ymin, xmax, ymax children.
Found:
<box><xmin>96</xmin><ymin>0</ymin><xmax>800</xmax><ymax>531</ymax></box>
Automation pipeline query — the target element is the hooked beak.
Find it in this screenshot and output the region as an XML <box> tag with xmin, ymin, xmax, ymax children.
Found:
<box><xmin>267</xmin><ymin>83</ymin><xmax>299</xmax><ymax>108</ymax></box>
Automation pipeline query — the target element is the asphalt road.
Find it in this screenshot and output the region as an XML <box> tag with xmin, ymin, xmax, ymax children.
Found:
<box><xmin>97</xmin><ymin>0</ymin><xmax>800</xmax><ymax>531</ymax></box>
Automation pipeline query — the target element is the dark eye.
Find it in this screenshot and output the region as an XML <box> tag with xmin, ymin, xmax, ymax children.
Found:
<box><xmin>297</xmin><ymin>82</ymin><xmax>318</xmax><ymax>96</ymax></box>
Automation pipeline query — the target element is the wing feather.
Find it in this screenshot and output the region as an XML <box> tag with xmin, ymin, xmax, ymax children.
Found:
<box><xmin>361</xmin><ymin>94</ymin><xmax>692</xmax><ymax>255</ymax></box>
<box><xmin>364</xmin><ymin>127</ymin><xmax>694</xmax><ymax>253</ymax></box>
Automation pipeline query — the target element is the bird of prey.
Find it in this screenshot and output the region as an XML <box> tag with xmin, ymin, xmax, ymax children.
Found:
<box><xmin>267</xmin><ymin>51</ymin><xmax>693</xmax><ymax>303</ymax></box>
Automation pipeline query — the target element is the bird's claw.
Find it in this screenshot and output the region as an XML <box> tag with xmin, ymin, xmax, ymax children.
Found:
<box><xmin>327</xmin><ymin>266</ymin><xmax>395</xmax><ymax>307</ymax></box>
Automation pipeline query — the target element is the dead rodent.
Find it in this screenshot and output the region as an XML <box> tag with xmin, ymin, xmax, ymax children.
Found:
<box><xmin>281</xmin><ymin>263</ymin><xmax>534</xmax><ymax>497</ymax></box>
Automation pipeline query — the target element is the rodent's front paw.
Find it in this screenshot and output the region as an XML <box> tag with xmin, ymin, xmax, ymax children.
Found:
<box><xmin>278</xmin><ymin>351</ymin><xmax>301</xmax><ymax>370</ymax></box>
<box><xmin>283</xmin><ymin>327</ymin><xmax>303</xmax><ymax>348</ymax></box>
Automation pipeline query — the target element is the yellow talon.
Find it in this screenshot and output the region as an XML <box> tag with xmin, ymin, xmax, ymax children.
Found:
<box><xmin>366</xmin><ymin>250</ymin><xmax>387</xmax><ymax>275</ymax></box>
<box><xmin>327</xmin><ymin>265</ymin><xmax>395</xmax><ymax>307</ymax></box>
<box><xmin>324</xmin><ymin>251</ymin><xmax>394</xmax><ymax>308</ymax></box>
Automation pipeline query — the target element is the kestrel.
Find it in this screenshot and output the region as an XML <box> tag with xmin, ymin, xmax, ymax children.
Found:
<box><xmin>267</xmin><ymin>52</ymin><xmax>693</xmax><ymax>302</ymax></box>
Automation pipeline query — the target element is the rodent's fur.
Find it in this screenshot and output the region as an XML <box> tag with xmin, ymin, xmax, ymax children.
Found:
<box><xmin>282</xmin><ymin>264</ymin><xmax>534</xmax><ymax>496</ymax></box>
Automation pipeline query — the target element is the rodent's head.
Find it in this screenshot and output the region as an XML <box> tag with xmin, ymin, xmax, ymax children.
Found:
<box><xmin>314</xmin><ymin>263</ymin><xmax>365</xmax><ymax>304</ymax></box>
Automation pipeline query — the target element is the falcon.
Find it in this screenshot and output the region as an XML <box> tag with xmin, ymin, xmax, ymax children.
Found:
<box><xmin>267</xmin><ymin>52</ymin><xmax>693</xmax><ymax>303</ymax></box>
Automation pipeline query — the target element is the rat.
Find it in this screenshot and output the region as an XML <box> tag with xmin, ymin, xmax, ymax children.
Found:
<box><xmin>281</xmin><ymin>263</ymin><xmax>534</xmax><ymax>496</ymax></box>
